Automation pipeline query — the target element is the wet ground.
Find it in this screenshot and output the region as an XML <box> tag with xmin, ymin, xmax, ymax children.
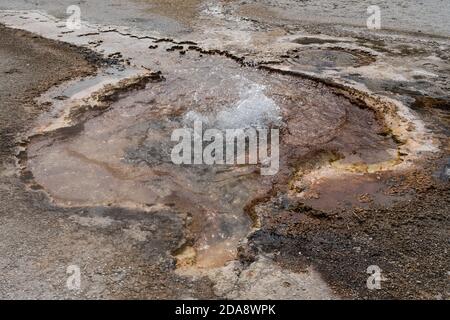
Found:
<box><xmin>0</xmin><ymin>1</ymin><xmax>449</xmax><ymax>299</ymax></box>
<box><xmin>0</xmin><ymin>25</ymin><xmax>220</xmax><ymax>299</ymax></box>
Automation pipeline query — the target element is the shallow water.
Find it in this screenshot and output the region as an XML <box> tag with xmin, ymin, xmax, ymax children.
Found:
<box><xmin>26</xmin><ymin>48</ymin><xmax>398</xmax><ymax>268</ymax></box>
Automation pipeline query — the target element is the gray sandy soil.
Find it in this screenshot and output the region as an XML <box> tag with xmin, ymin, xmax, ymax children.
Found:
<box><xmin>0</xmin><ymin>25</ymin><xmax>214</xmax><ymax>299</ymax></box>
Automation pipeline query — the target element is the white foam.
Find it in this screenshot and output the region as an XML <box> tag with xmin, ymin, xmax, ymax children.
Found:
<box><xmin>216</xmin><ymin>82</ymin><xmax>281</xmax><ymax>129</ymax></box>
<box><xmin>184</xmin><ymin>79</ymin><xmax>282</xmax><ymax>130</ymax></box>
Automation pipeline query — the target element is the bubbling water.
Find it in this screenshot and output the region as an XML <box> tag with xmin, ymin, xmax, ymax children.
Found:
<box><xmin>26</xmin><ymin>52</ymin><xmax>398</xmax><ymax>269</ymax></box>
<box><xmin>183</xmin><ymin>76</ymin><xmax>281</xmax><ymax>130</ymax></box>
